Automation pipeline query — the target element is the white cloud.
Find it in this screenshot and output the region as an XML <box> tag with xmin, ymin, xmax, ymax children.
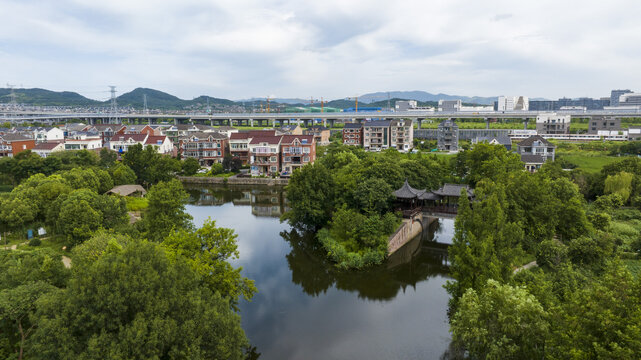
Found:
<box><xmin>0</xmin><ymin>0</ymin><xmax>640</xmax><ymax>100</ymax></box>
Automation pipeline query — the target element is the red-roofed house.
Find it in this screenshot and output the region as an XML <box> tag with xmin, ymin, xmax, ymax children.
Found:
<box><xmin>179</xmin><ymin>132</ymin><xmax>228</xmax><ymax>165</ymax></box>
<box><xmin>145</xmin><ymin>135</ymin><xmax>174</xmax><ymax>155</ymax></box>
<box><xmin>249</xmin><ymin>136</ymin><xmax>282</xmax><ymax>176</ymax></box>
<box><xmin>230</xmin><ymin>130</ymin><xmax>277</xmax><ymax>165</ymax></box>
<box><xmin>280</xmin><ymin>135</ymin><xmax>316</xmax><ymax>176</ymax></box>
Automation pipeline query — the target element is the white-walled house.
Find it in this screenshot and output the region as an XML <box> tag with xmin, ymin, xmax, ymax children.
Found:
<box><xmin>33</xmin><ymin>141</ymin><xmax>65</xmax><ymax>157</ymax></box>
<box><xmin>64</xmin><ymin>132</ymin><xmax>102</xmax><ymax>150</ymax></box>
<box><xmin>34</xmin><ymin>127</ymin><xmax>64</xmax><ymax>142</ymax></box>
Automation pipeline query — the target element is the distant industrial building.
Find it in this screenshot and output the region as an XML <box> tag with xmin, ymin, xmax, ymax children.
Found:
<box><xmin>496</xmin><ymin>96</ymin><xmax>529</xmax><ymax>111</ymax></box>
<box><xmin>588</xmin><ymin>116</ymin><xmax>621</xmax><ymax>134</ymax></box>
<box><xmin>529</xmin><ymin>97</ymin><xmax>610</xmax><ymax>111</ymax></box>
<box><xmin>611</xmin><ymin>89</ymin><xmax>633</xmax><ymax>107</ymax></box>
<box><xmin>438</xmin><ymin>100</ymin><xmax>461</xmax><ymax>112</ymax></box>
<box><xmin>395</xmin><ymin>100</ymin><xmax>417</xmax><ymax>111</ymax></box>
<box><xmin>437</xmin><ymin>119</ymin><xmax>458</xmax><ymax>151</ymax></box>
<box><xmin>619</xmin><ymin>93</ymin><xmax>641</xmax><ymax>107</ymax></box>
<box><xmin>536</xmin><ymin>114</ymin><xmax>570</xmax><ymax>135</ymax></box>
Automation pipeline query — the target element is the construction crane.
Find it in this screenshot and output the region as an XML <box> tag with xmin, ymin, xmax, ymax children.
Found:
<box><xmin>266</xmin><ymin>95</ymin><xmax>273</xmax><ymax>113</ymax></box>
<box><xmin>345</xmin><ymin>96</ymin><xmax>359</xmax><ymax>112</ymax></box>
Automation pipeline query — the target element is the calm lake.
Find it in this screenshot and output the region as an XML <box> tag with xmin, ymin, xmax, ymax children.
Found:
<box><xmin>185</xmin><ymin>184</ymin><xmax>455</xmax><ymax>360</ymax></box>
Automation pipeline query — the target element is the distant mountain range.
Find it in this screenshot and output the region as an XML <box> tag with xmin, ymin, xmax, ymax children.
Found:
<box><xmin>0</xmin><ymin>87</ymin><xmax>546</xmax><ymax>110</ymax></box>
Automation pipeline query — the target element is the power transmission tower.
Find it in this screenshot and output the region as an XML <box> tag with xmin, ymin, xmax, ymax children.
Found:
<box><xmin>108</xmin><ymin>86</ymin><xmax>119</xmax><ymax>124</ymax></box>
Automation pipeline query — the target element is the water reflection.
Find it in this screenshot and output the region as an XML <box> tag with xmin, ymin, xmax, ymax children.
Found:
<box><xmin>283</xmin><ymin>228</ymin><xmax>449</xmax><ymax>301</ymax></box>
<box><xmin>185</xmin><ymin>184</ymin><xmax>456</xmax><ymax>360</ymax></box>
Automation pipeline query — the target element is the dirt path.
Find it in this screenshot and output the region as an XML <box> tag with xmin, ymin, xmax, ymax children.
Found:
<box><xmin>61</xmin><ymin>256</ymin><xmax>72</xmax><ymax>269</ymax></box>
<box><xmin>513</xmin><ymin>260</ymin><xmax>538</xmax><ymax>274</ymax></box>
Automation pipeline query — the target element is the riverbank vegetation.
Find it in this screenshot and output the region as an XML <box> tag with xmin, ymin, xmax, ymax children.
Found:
<box><xmin>0</xmin><ymin>147</ymin><xmax>255</xmax><ymax>359</ymax></box>
<box><xmin>284</xmin><ymin>144</ymin><xmax>450</xmax><ymax>269</ymax></box>
<box><xmin>447</xmin><ymin>144</ymin><xmax>641</xmax><ymax>358</ymax></box>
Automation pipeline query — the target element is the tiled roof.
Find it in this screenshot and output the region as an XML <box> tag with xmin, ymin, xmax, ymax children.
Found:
<box><xmin>280</xmin><ymin>135</ymin><xmax>314</xmax><ymax>144</ymax></box>
<box><xmin>230</xmin><ymin>130</ymin><xmax>276</xmax><ymax>140</ymax></box>
<box><xmin>249</xmin><ymin>136</ymin><xmax>282</xmax><ymax>145</ymax></box>
<box><xmin>343</xmin><ymin>123</ymin><xmax>362</xmax><ymax>129</ymax></box>
<box><xmin>186</xmin><ymin>132</ymin><xmax>227</xmax><ymax>141</ymax></box>
<box><xmin>145</xmin><ymin>136</ymin><xmax>168</xmax><ymax>145</ymax></box>
<box><xmin>432</xmin><ymin>184</ymin><xmax>473</xmax><ymax>197</ymax></box>
<box><xmin>112</xmin><ymin>134</ymin><xmax>148</xmax><ymax>142</ymax></box>
<box><xmin>34</xmin><ymin>141</ymin><xmax>63</xmax><ymax>151</ymax></box>
<box><xmin>475</xmin><ymin>135</ymin><xmax>512</xmax><ymax>146</ymax></box>
<box><xmin>364</xmin><ymin>120</ymin><xmax>391</xmax><ymax>127</ymax></box>
<box><xmin>0</xmin><ymin>134</ymin><xmax>32</xmax><ymax>142</ymax></box>
<box><xmin>521</xmin><ymin>154</ymin><xmax>545</xmax><ymax>164</ymax></box>
<box><xmin>517</xmin><ymin>135</ymin><xmax>553</xmax><ymax>147</ymax></box>
<box><xmin>394</xmin><ymin>179</ymin><xmax>425</xmax><ymax>199</ymax></box>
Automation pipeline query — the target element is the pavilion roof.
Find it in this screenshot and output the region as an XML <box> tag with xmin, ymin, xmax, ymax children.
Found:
<box><xmin>393</xmin><ymin>179</ymin><xmax>425</xmax><ymax>199</ymax></box>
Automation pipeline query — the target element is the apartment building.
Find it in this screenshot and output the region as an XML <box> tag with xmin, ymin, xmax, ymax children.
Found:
<box><xmin>179</xmin><ymin>132</ymin><xmax>228</xmax><ymax>165</ymax></box>
<box><xmin>437</xmin><ymin>119</ymin><xmax>459</xmax><ymax>151</ymax></box>
<box><xmin>304</xmin><ymin>126</ymin><xmax>330</xmax><ymax>146</ymax></box>
<box><xmin>280</xmin><ymin>135</ymin><xmax>316</xmax><ymax>175</ymax></box>
<box><xmin>536</xmin><ymin>114</ymin><xmax>570</xmax><ymax>135</ymax></box>
<box><xmin>342</xmin><ymin>123</ymin><xmax>363</xmax><ymax>146</ymax></box>
<box><xmin>230</xmin><ymin>130</ymin><xmax>276</xmax><ymax>165</ymax></box>
<box><xmin>390</xmin><ymin>119</ymin><xmax>413</xmax><ymax>152</ymax></box>
<box><xmin>588</xmin><ymin>116</ymin><xmax>621</xmax><ymax>134</ymax></box>
<box><xmin>249</xmin><ymin>136</ymin><xmax>282</xmax><ymax>177</ymax></box>
<box><xmin>0</xmin><ymin>134</ymin><xmax>36</xmax><ymax>157</ymax></box>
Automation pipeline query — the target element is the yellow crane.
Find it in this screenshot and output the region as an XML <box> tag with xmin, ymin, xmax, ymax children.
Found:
<box><xmin>345</xmin><ymin>96</ymin><xmax>359</xmax><ymax>112</ymax></box>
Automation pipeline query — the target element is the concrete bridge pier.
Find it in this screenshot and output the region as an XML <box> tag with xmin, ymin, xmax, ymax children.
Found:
<box><xmin>329</xmin><ymin>119</ymin><xmax>335</xmax><ymax>128</ymax></box>
<box><xmin>485</xmin><ymin>118</ymin><xmax>490</xmax><ymax>129</ymax></box>
<box><xmin>523</xmin><ymin>119</ymin><xmax>529</xmax><ymax>130</ymax></box>
<box><xmin>323</xmin><ymin>119</ymin><xmax>327</xmax><ymax>127</ymax></box>
<box><xmin>174</xmin><ymin>118</ymin><xmax>178</xmax><ymax>125</ymax></box>
<box><xmin>249</xmin><ymin>118</ymin><xmax>254</xmax><ymax>127</ymax></box>
<box><xmin>417</xmin><ymin>119</ymin><xmax>422</xmax><ymax>129</ymax></box>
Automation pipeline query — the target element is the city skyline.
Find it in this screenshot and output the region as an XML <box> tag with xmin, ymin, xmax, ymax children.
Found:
<box><xmin>1</xmin><ymin>0</ymin><xmax>640</xmax><ymax>101</ymax></box>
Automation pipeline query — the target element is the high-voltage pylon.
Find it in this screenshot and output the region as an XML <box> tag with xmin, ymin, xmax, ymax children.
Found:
<box><xmin>108</xmin><ymin>86</ymin><xmax>119</xmax><ymax>124</ymax></box>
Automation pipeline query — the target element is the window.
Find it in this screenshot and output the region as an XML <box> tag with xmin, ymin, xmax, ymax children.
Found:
<box><xmin>284</xmin><ymin>156</ymin><xmax>291</xmax><ymax>162</ymax></box>
<box><xmin>270</xmin><ymin>156</ymin><xmax>277</xmax><ymax>162</ymax></box>
<box><xmin>303</xmin><ymin>156</ymin><xmax>310</xmax><ymax>162</ymax></box>
<box><xmin>270</xmin><ymin>166</ymin><xmax>277</xmax><ymax>172</ymax></box>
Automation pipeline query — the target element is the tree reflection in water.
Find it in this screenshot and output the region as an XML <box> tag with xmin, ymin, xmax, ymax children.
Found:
<box><xmin>281</xmin><ymin>219</ymin><xmax>450</xmax><ymax>301</ymax></box>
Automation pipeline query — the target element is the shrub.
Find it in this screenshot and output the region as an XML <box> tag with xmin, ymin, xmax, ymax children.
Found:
<box><xmin>28</xmin><ymin>237</ymin><xmax>42</xmax><ymax>247</ymax></box>
<box><xmin>210</xmin><ymin>163</ymin><xmax>224</xmax><ymax>175</ymax></box>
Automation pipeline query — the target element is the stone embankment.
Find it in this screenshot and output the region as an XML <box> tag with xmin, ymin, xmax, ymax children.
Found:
<box><xmin>388</xmin><ymin>213</ymin><xmax>424</xmax><ymax>255</ymax></box>
<box><xmin>177</xmin><ymin>176</ymin><xmax>288</xmax><ymax>186</ymax></box>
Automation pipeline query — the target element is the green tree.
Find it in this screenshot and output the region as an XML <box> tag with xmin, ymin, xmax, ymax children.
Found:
<box><xmin>98</xmin><ymin>148</ymin><xmax>117</xmax><ymax>168</ymax></box>
<box><xmin>29</xmin><ymin>237</ymin><xmax>248</xmax><ymax>360</ymax></box>
<box><xmin>604</xmin><ymin>171</ymin><xmax>634</xmax><ymax>203</ymax></box>
<box><xmin>182</xmin><ymin>157</ymin><xmax>200</xmax><ymax>176</ymax></box>
<box><xmin>162</xmin><ymin>219</ymin><xmax>256</xmax><ymax>309</ymax></box>
<box><xmin>352</xmin><ymin>178</ymin><xmax>394</xmax><ymax>215</ymax></box>
<box><xmin>142</xmin><ymin>179</ymin><xmax>193</xmax><ymax>242</ymax></box>
<box><xmin>282</xmin><ymin>163</ymin><xmax>335</xmax><ymax>230</ymax></box>
<box><xmin>110</xmin><ymin>163</ymin><xmax>137</xmax><ymax>186</ymax></box>
<box><xmin>451</xmin><ymin>279</ymin><xmax>549</xmax><ymax>360</ymax></box>
<box><xmin>58</xmin><ymin>198</ymin><xmax>101</xmax><ymax>246</ymax></box>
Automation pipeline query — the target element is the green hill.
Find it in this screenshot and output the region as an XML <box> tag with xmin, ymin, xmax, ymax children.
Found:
<box><xmin>0</xmin><ymin>88</ymin><xmax>101</xmax><ymax>106</ymax></box>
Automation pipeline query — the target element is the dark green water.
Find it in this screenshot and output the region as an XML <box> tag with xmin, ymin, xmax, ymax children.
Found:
<box><xmin>185</xmin><ymin>185</ymin><xmax>455</xmax><ymax>360</ymax></box>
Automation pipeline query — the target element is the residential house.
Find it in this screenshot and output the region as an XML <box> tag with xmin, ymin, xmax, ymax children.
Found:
<box><xmin>249</xmin><ymin>136</ymin><xmax>282</xmax><ymax>176</ymax></box>
<box><xmin>33</xmin><ymin>141</ymin><xmax>65</xmax><ymax>158</ymax></box>
<box><xmin>517</xmin><ymin>135</ymin><xmax>555</xmax><ymax>162</ymax></box>
<box><xmin>304</xmin><ymin>126</ymin><xmax>330</xmax><ymax>146</ymax></box>
<box><xmin>276</xmin><ymin>125</ymin><xmax>303</xmax><ymax>135</ymax></box>
<box><xmin>280</xmin><ymin>135</ymin><xmax>316</xmax><ymax>175</ymax></box>
<box><xmin>214</xmin><ymin>126</ymin><xmax>239</xmax><ymax>138</ymax></box>
<box><xmin>342</xmin><ymin>123</ymin><xmax>363</xmax><ymax>146</ymax></box>
<box><xmin>110</xmin><ymin>134</ymin><xmax>173</xmax><ymax>154</ymax></box>
<box><xmin>83</xmin><ymin>124</ymin><xmax>126</xmax><ymax>147</ymax></box>
<box><xmin>180</xmin><ymin>132</ymin><xmax>228</xmax><ymax>165</ymax></box>
<box><xmin>33</xmin><ymin>127</ymin><xmax>64</xmax><ymax>142</ymax></box>
<box><xmin>521</xmin><ymin>154</ymin><xmax>545</xmax><ymax>173</ymax></box>
<box><xmin>144</xmin><ymin>135</ymin><xmax>174</xmax><ymax>155</ymax></box>
<box><xmin>0</xmin><ymin>134</ymin><xmax>36</xmax><ymax>157</ymax></box>
<box><xmin>64</xmin><ymin>132</ymin><xmax>103</xmax><ymax>150</ymax></box>
<box><xmin>437</xmin><ymin>119</ymin><xmax>459</xmax><ymax>151</ymax></box>
<box><xmin>472</xmin><ymin>135</ymin><xmax>512</xmax><ymax>150</ymax></box>
<box><xmin>390</xmin><ymin>119</ymin><xmax>413</xmax><ymax>152</ymax></box>
<box><xmin>164</xmin><ymin>124</ymin><xmax>215</xmax><ymax>144</ymax></box>
<box><xmin>363</xmin><ymin>120</ymin><xmax>391</xmax><ymax>151</ymax></box>
<box><xmin>230</xmin><ymin>130</ymin><xmax>276</xmax><ymax>165</ymax></box>
<box><xmin>588</xmin><ymin>116</ymin><xmax>621</xmax><ymax>134</ymax></box>
<box><xmin>536</xmin><ymin>114</ymin><xmax>570</xmax><ymax>135</ymax></box>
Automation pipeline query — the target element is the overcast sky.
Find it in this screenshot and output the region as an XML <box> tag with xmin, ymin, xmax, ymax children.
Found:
<box><xmin>0</xmin><ymin>0</ymin><xmax>639</xmax><ymax>101</ymax></box>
